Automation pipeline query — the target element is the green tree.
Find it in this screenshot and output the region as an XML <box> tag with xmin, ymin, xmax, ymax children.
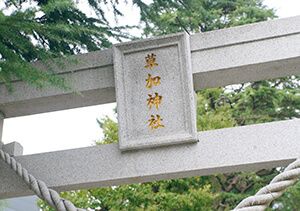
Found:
<box><xmin>0</xmin><ymin>0</ymin><xmax>130</xmax><ymax>90</ymax></box>
<box><xmin>136</xmin><ymin>0</ymin><xmax>275</xmax><ymax>36</ymax></box>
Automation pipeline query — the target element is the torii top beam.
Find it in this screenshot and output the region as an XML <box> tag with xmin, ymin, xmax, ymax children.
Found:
<box><xmin>1</xmin><ymin>15</ymin><xmax>300</xmax><ymax>118</ymax></box>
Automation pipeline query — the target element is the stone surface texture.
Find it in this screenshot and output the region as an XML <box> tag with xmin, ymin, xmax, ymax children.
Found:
<box><xmin>2</xmin><ymin>142</ymin><xmax>23</xmax><ymax>156</ymax></box>
<box><xmin>113</xmin><ymin>33</ymin><xmax>197</xmax><ymax>150</ymax></box>
<box><xmin>0</xmin><ymin>119</ymin><xmax>299</xmax><ymax>199</ymax></box>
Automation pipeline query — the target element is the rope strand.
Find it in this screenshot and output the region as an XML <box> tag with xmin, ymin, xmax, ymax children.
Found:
<box><xmin>233</xmin><ymin>158</ymin><xmax>300</xmax><ymax>210</ymax></box>
<box><xmin>0</xmin><ymin>149</ymin><xmax>86</xmax><ymax>211</ymax></box>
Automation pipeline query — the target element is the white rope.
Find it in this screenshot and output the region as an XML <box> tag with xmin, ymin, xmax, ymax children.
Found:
<box><xmin>0</xmin><ymin>148</ymin><xmax>86</xmax><ymax>211</ymax></box>
<box><xmin>233</xmin><ymin>158</ymin><xmax>300</xmax><ymax>211</ymax></box>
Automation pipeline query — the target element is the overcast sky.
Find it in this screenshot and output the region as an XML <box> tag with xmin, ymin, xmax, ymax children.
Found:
<box><xmin>2</xmin><ymin>0</ymin><xmax>300</xmax><ymax>155</ymax></box>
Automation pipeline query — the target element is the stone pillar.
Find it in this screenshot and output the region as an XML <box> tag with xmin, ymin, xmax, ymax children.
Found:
<box><xmin>2</xmin><ymin>142</ymin><xmax>23</xmax><ymax>156</ymax></box>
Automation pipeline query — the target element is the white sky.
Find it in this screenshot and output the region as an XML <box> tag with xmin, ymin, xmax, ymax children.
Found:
<box><xmin>264</xmin><ymin>0</ymin><xmax>300</xmax><ymax>18</ymax></box>
<box><xmin>1</xmin><ymin>0</ymin><xmax>300</xmax><ymax>155</ymax></box>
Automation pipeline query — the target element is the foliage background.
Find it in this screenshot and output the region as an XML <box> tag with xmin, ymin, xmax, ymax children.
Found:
<box><xmin>1</xmin><ymin>0</ymin><xmax>299</xmax><ymax>210</ymax></box>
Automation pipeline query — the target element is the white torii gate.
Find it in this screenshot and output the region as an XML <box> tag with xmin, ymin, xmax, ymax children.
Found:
<box><xmin>0</xmin><ymin>15</ymin><xmax>300</xmax><ymax>205</ymax></box>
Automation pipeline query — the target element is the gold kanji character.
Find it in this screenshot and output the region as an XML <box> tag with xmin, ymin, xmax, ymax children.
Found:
<box><xmin>147</xmin><ymin>93</ymin><xmax>162</xmax><ymax>109</ymax></box>
<box><xmin>144</xmin><ymin>53</ymin><xmax>158</xmax><ymax>69</ymax></box>
<box><xmin>145</xmin><ymin>74</ymin><xmax>161</xmax><ymax>89</ymax></box>
<box><xmin>148</xmin><ymin>114</ymin><xmax>165</xmax><ymax>130</ymax></box>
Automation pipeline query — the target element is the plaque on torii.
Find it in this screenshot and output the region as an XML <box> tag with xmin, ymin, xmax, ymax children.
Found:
<box><xmin>113</xmin><ymin>33</ymin><xmax>197</xmax><ymax>150</ymax></box>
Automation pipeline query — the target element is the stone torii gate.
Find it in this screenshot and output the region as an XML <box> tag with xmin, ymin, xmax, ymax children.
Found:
<box><xmin>0</xmin><ymin>15</ymin><xmax>300</xmax><ymax>208</ymax></box>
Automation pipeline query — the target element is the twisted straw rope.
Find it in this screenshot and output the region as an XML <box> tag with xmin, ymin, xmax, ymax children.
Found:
<box><xmin>0</xmin><ymin>149</ymin><xmax>86</xmax><ymax>211</ymax></box>
<box><xmin>233</xmin><ymin>158</ymin><xmax>300</xmax><ymax>210</ymax></box>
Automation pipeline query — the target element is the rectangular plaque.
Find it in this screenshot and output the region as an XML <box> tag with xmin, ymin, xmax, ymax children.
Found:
<box><xmin>113</xmin><ymin>33</ymin><xmax>197</xmax><ymax>150</ymax></box>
